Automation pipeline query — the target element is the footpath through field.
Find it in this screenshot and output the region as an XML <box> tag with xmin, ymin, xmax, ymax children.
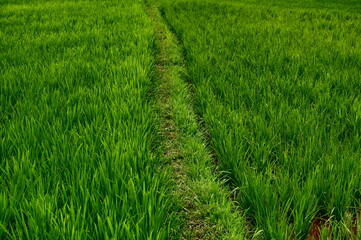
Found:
<box><xmin>147</xmin><ymin>4</ymin><xmax>248</xmax><ymax>240</ymax></box>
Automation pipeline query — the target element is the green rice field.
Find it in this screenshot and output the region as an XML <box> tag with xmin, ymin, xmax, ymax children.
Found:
<box><xmin>1</xmin><ymin>0</ymin><xmax>360</xmax><ymax>239</ymax></box>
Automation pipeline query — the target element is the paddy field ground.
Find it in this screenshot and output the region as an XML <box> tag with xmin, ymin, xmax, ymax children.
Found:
<box><xmin>1</xmin><ymin>0</ymin><xmax>360</xmax><ymax>239</ymax></box>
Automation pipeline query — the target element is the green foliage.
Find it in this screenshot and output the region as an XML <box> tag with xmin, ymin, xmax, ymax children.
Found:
<box><xmin>148</xmin><ymin>5</ymin><xmax>248</xmax><ymax>238</ymax></box>
<box><xmin>2</xmin><ymin>0</ymin><xmax>360</xmax><ymax>238</ymax></box>
<box><xmin>0</xmin><ymin>1</ymin><xmax>176</xmax><ymax>239</ymax></box>
<box><xmin>160</xmin><ymin>0</ymin><xmax>361</xmax><ymax>239</ymax></box>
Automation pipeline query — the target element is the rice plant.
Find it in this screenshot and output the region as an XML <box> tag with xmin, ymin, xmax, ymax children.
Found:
<box><xmin>160</xmin><ymin>0</ymin><xmax>361</xmax><ymax>238</ymax></box>
<box><xmin>0</xmin><ymin>1</ymin><xmax>177</xmax><ymax>239</ymax></box>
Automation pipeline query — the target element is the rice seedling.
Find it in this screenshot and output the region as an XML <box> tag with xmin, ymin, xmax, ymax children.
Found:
<box><xmin>160</xmin><ymin>0</ymin><xmax>361</xmax><ymax>238</ymax></box>
<box><xmin>0</xmin><ymin>0</ymin><xmax>177</xmax><ymax>239</ymax></box>
<box><xmin>2</xmin><ymin>0</ymin><xmax>360</xmax><ymax>238</ymax></box>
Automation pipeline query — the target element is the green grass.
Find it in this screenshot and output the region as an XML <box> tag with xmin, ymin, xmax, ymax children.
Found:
<box><xmin>1</xmin><ymin>0</ymin><xmax>360</xmax><ymax>239</ymax></box>
<box><xmin>160</xmin><ymin>0</ymin><xmax>361</xmax><ymax>239</ymax></box>
<box><xmin>148</xmin><ymin>4</ymin><xmax>248</xmax><ymax>239</ymax></box>
<box><xmin>0</xmin><ymin>1</ymin><xmax>177</xmax><ymax>239</ymax></box>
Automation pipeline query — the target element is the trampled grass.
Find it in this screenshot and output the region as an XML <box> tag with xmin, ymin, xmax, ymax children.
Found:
<box><xmin>160</xmin><ymin>0</ymin><xmax>361</xmax><ymax>238</ymax></box>
<box><xmin>148</xmin><ymin>4</ymin><xmax>248</xmax><ymax>239</ymax></box>
<box><xmin>0</xmin><ymin>1</ymin><xmax>177</xmax><ymax>239</ymax></box>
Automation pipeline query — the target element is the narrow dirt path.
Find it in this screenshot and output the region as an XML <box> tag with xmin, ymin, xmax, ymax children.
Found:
<box><xmin>147</xmin><ymin>4</ymin><xmax>248</xmax><ymax>240</ymax></box>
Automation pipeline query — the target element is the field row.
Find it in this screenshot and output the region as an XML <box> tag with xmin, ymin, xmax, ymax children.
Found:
<box><xmin>160</xmin><ymin>0</ymin><xmax>361</xmax><ymax>238</ymax></box>
<box><xmin>1</xmin><ymin>1</ymin><xmax>177</xmax><ymax>239</ymax></box>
